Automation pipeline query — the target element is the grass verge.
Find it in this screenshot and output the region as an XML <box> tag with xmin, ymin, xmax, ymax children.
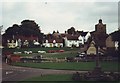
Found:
<box><xmin>12</xmin><ymin>61</ymin><xmax>119</xmax><ymax>72</ymax></box>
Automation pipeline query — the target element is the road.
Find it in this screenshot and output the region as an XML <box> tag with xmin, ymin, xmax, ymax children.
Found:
<box><xmin>2</xmin><ymin>63</ymin><xmax>88</xmax><ymax>82</ymax></box>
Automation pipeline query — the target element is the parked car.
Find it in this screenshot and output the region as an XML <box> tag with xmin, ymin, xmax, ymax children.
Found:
<box><xmin>38</xmin><ymin>51</ymin><xmax>46</xmax><ymax>54</ymax></box>
<box><xmin>11</xmin><ymin>55</ymin><xmax>20</xmax><ymax>62</ymax></box>
<box><xmin>9</xmin><ymin>54</ymin><xmax>21</xmax><ymax>62</ymax></box>
<box><xmin>24</xmin><ymin>51</ymin><xmax>33</xmax><ymax>54</ymax></box>
<box><xmin>48</xmin><ymin>50</ymin><xmax>56</xmax><ymax>53</ymax></box>
<box><xmin>24</xmin><ymin>51</ymin><xmax>30</xmax><ymax>54</ymax></box>
<box><xmin>20</xmin><ymin>57</ymin><xmax>41</xmax><ymax>63</ymax></box>
<box><xmin>98</xmin><ymin>52</ymin><xmax>104</xmax><ymax>55</ymax></box>
<box><xmin>58</xmin><ymin>50</ymin><xmax>65</xmax><ymax>52</ymax></box>
<box><xmin>76</xmin><ymin>52</ymin><xmax>86</xmax><ymax>57</ymax></box>
<box><xmin>29</xmin><ymin>51</ymin><xmax>33</xmax><ymax>54</ymax></box>
<box><xmin>13</xmin><ymin>51</ymin><xmax>22</xmax><ymax>54</ymax></box>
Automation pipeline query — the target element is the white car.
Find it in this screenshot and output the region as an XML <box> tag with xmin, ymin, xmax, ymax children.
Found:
<box><xmin>29</xmin><ymin>51</ymin><xmax>32</xmax><ymax>54</ymax></box>
<box><xmin>79</xmin><ymin>52</ymin><xmax>86</xmax><ymax>57</ymax></box>
<box><xmin>13</xmin><ymin>51</ymin><xmax>22</xmax><ymax>54</ymax></box>
<box><xmin>24</xmin><ymin>51</ymin><xmax>30</xmax><ymax>54</ymax></box>
<box><xmin>38</xmin><ymin>51</ymin><xmax>46</xmax><ymax>54</ymax></box>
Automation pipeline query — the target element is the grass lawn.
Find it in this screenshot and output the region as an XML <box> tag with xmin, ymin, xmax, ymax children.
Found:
<box><xmin>7</xmin><ymin>50</ymin><xmax>78</xmax><ymax>58</ymax></box>
<box><xmin>3</xmin><ymin>47</ymin><xmax>78</xmax><ymax>58</ymax></box>
<box><xmin>12</xmin><ymin>61</ymin><xmax>119</xmax><ymax>72</ymax></box>
<box><xmin>42</xmin><ymin>51</ymin><xmax>77</xmax><ymax>59</ymax></box>
<box><xmin>19</xmin><ymin>74</ymin><xmax>119</xmax><ymax>83</ymax></box>
<box><xmin>3</xmin><ymin>47</ymin><xmax>79</xmax><ymax>58</ymax></box>
<box><xmin>19</xmin><ymin>74</ymin><xmax>86</xmax><ymax>83</ymax></box>
<box><xmin>23</xmin><ymin>74</ymin><xmax>73</xmax><ymax>81</ymax></box>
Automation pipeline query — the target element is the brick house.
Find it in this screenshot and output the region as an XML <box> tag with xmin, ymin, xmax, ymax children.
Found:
<box><xmin>106</xmin><ymin>35</ymin><xmax>119</xmax><ymax>50</ymax></box>
<box><xmin>2</xmin><ymin>34</ymin><xmax>39</xmax><ymax>48</ymax></box>
<box><xmin>91</xmin><ymin>19</ymin><xmax>108</xmax><ymax>48</ymax></box>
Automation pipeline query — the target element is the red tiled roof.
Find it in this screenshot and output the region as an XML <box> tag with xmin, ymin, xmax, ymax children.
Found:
<box><xmin>61</xmin><ymin>34</ymin><xmax>66</xmax><ymax>37</ymax></box>
<box><xmin>61</xmin><ymin>32</ymin><xmax>89</xmax><ymax>40</ymax></box>
<box><xmin>66</xmin><ymin>34</ymin><xmax>80</xmax><ymax>40</ymax></box>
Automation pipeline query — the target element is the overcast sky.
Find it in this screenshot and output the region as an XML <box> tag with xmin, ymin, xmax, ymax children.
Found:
<box><xmin>0</xmin><ymin>0</ymin><xmax>119</xmax><ymax>34</ymax></box>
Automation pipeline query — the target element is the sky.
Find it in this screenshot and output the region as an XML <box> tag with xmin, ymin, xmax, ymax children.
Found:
<box><xmin>0</xmin><ymin>0</ymin><xmax>119</xmax><ymax>34</ymax></box>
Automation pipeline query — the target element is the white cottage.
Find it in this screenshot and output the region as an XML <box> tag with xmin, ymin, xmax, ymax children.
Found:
<box><xmin>43</xmin><ymin>39</ymin><xmax>63</xmax><ymax>47</ymax></box>
<box><xmin>78</xmin><ymin>35</ymin><xmax>84</xmax><ymax>44</ymax></box>
<box><xmin>64</xmin><ymin>34</ymin><xmax>84</xmax><ymax>47</ymax></box>
<box><xmin>7</xmin><ymin>40</ymin><xmax>17</xmax><ymax>48</ymax></box>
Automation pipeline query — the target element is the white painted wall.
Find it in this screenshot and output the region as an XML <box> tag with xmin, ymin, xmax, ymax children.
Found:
<box><xmin>85</xmin><ymin>32</ymin><xmax>91</xmax><ymax>42</ymax></box>
<box><xmin>78</xmin><ymin>35</ymin><xmax>84</xmax><ymax>44</ymax></box>
<box><xmin>64</xmin><ymin>35</ymin><xmax>85</xmax><ymax>47</ymax></box>
<box><xmin>43</xmin><ymin>43</ymin><xmax>63</xmax><ymax>47</ymax></box>
<box><xmin>65</xmin><ymin>40</ymin><xmax>81</xmax><ymax>47</ymax></box>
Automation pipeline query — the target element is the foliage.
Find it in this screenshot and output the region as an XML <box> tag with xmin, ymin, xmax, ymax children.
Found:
<box><xmin>5</xmin><ymin>24</ymin><xmax>20</xmax><ymax>36</ymax></box>
<box><xmin>67</xmin><ymin>27</ymin><xmax>76</xmax><ymax>34</ymax></box>
<box><xmin>3</xmin><ymin>20</ymin><xmax>43</xmax><ymax>42</ymax></box>
<box><xmin>20</xmin><ymin>20</ymin><xmax>41</xmax><ymax>36</ymax></box>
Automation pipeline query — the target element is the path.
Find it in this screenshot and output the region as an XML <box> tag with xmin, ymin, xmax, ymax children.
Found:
<box><xmin>2</xmin><ymin>63</ymin><xmax>87</xmax><ymax>81</ymax></box>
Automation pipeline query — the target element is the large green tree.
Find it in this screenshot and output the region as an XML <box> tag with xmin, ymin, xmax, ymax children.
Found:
<box><xmin>67</xmin><ymin>27</ymin><xmax>76</xmax><ymax>34</ymax></box>
<box><xmin>5</xmin><ymin>24</ymin><xmax>20</xmax><ymax>36</ymax></box>
<box><xmin>20</xmin><ymin>20</ymin><xmax>41</xmax><ymax>36</ymax></box>
<box><xmin>3</xmin><ymin>20</ymin><xmax>43</xmax><ymax>44</ymax></box>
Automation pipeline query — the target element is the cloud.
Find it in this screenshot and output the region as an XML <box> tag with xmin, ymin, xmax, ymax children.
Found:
<box><xmin>2</xmin><ymin>1</ymin><xmax>119</xmax><ymax>34</ymax></box>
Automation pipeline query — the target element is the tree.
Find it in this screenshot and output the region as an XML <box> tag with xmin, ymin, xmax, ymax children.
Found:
<box><xmin>20</xmin><ymin>20</ymin><xmax>41</xmax><ymax>36</ymax></box>
<box><xmin>52</xmin><ymin>31</ymin><xmax>56</xmax><ymax>34</ymax></box>
<box><xmin>5</xmin><ymin>24</ymin><xmax>20</xmax><ymax>36</ymax></box>
<box><xmin>67</xmin><ymin>27</ymin><xmax>76</xmax><ymax>34</ymax></box>
<box><xmin>3</xmin><ymin>20</ymin><xmax>44</xmax><ymax>46</ymax></box>
<box><xmin>57</xmin><ymin>30</ymin><xmax>59</xmax><ymax>33</ymax></box>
